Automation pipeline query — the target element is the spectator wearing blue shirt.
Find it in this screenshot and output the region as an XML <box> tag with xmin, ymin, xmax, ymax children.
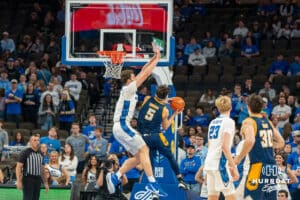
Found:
<box><xmin>287</xmin><ymin>143</ymin><xmax>300</xmax><ymax>198</ymax></box>
<box><xmin>268</xmin><ymin>54</ymin><xmax>289</xmax><ymax>83</ymax></box>
<box><xmin>17</xmin><ymin>74</ymin><xmax>27</xmax><ymax>94</ymax></box>
<box><xmin>184</xmin><ymin>37</ymin><xmax>201</xmax><ymax>57</ymax></box>
<box><xmin>235</xmin><ymin>93</ymin><xmax>249</xmax><ymax>125</ymax></box>
<box><xmin>137</xmin><ymin>85</ymin><xmax>148</xmax><ymax>103</ymax></box>
<box><xmin>0</xmin><ymin>70</ymin><xmax>11</xmax><ymax>92</ymax></box>
<box><xmin>5</xmin><ymin>79</ymin><xmax>23</xmax><ymax>128</ymax></box>
<box><xmin>103</xmin><ymin>78</ymin><xmax>112</xmax><ymax>108</ymax></box>
<box><xmin>179</xmin><ymin>1</ymin><xmax>193</xmax><ymax>19</ymax></box>
<box><xmin>241</xmin><ymin>37</ymin><xmax>260</xmax><ymax>58</ymax></box>
<box><xmin>192</xmin><ymin>106</ymin><xmax>210</xmax><ymax>128</ymax></box>
<box><xmin>180</xmin><ymin>145</ymin><xmax>201</xmax><ymax>193</ymax></box>
<box><xmin>82</xmin><ymin>114</ymin><xmax>97</xmax><ymax>141</ymax></box>
<box><xmin>287</xmin><ymin>55</ymin><xmax>300</xmax><ymax>77</ymax></box>
<box><xmin>192</xmin><ymin>0</ymin><xmax>206</xmax><ymax>16</ymax></box>
<box><xmin>0</xmin><ymin>32</ymin><xmax>15</xmax><ymax>53</ymax></box>
<box><xmin>293</xmin><ymin>117</ymin><xmax>300</xmax><ymax>131</ymax></box>
<box><xmin>37</xmin><ymin>63</ymin><xmax>52</xmax><ymax>85</ymax></box>
<box><xmin>174</xmin><ymin>51</ymin><xmax>187</xmax><ymax>67</ymax></box>
<box><xmin>291</xmin><ymin>162</ymin><xmax>300</xmax><ymax>199</ymax></box>
<box><xmin>201</xmin><ymin>31</ymin><xmax>216</xmax><ymax>47</ymax></box>
<box><xmin>261</xmin><ymin>97</ymin><xmax>272</xmax><ymax>117</ymax></box>
<box><xmin>289</xmin><ymin>131</ymin><xmax>300</xmax><ymax>153</ymax></box>
<box><xmin>58</xmin><ymin>90</ymin><xmax>75</xmax><ymax>133</ymax></box>
<box><xmin>40</xmin><ymin>127</ymin><xmax>61</xmax><ymax>153</ymax></box>
<box><xmin>10</xmin><ymin>131</ymin><xmax>26</xmax><ymax>146</ymax></box>
<box><xmin>40</xmin><ymin>143</ymin><xmax>50</xmax><ymax>165</ymax></box>
<box><xmin>230</xmin><ymin>84</ymin><xmax>242</xmax><ymax>119</ymax></box>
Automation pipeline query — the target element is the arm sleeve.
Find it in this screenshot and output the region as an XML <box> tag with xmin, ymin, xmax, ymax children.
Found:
<box><xmin>179</xmin><ymin>160</ymin><xmax>187</xmax><ymax>175</ymax></box>
<box><xmin>70</xmin><ymin>156</ymin><xmax>78</xmax><ymax>171</ymax></box>
<box><xmin>38</xmin><ymin>104</ymin><xmax>46</xmax><ymax>115</ymax></box>
<box><xmin>18</xmin><ymin>149</ymin><xmax>28</xmax><ymax>164</ymax></box>
<box><xmin>4</xmin><ymin>131</ymin><xmax>9</xmax><ymax>145</ymax></box>
<box><xmin>287</xmin><ymin>154</ymin><xmax>294</xmax><ymax>166</ymax></box>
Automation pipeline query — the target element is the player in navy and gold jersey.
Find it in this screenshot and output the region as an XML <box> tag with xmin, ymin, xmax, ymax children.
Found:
<box><xmin>234</xmin><ymin>94</ymin><xmax>284</xmax><ymax>200</ymax></box>
<box><xmin>137</xmin><ymin>85</ymin><xmax>187</xmax><ymax>189</ymax></box>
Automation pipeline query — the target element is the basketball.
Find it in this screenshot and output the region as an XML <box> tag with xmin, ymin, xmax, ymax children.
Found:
<box><xmin>170</xmin><ymin>97</ymin><xmax>185</xmax><ymax>111</ymax></box>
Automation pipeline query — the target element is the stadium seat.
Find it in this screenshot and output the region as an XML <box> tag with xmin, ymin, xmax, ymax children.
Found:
<box><xmin>3</xmin><ymin>122</ymin><xmax>17</xmax><ymax>130</ymax></box>
<box><xmin>203</xmin><ymin>74</ymin><xmax>219</xmax><ymax>85</ymax></box>
<box><xmin>19</xmin><ymin>122</ymin><xmax>35</xmax><ymax>130</ymax></box>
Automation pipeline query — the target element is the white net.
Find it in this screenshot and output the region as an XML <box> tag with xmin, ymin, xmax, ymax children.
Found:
<box><xmin>98</xmin><ymin>49</ymin><xmax>126</xmax><ymax>79</ymax></box>
<box><xmin>103</xmin><ymin>60</ymin><xmax>124</xmax><ymax>79</ymax></box>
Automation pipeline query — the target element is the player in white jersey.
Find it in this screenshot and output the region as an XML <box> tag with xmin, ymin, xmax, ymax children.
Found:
<box><xmin>204</xmin><ymin>96</ymin><xmax>239</xmax><ymax>200</ymax></box>
<box><xmin>107</xmin><ymin>43</ymin><xmax>166</xmax><ymax>198</ymax></box>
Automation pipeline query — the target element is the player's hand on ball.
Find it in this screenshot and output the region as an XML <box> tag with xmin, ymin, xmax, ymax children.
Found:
<box><xmin>229</xmin><ymin>166</ymin><xmax>239</xmax><ymax>181</ymax></box>
<box><xmin>175</xmin><ymin>108</ymin><xmax>184</xmax><ymax>114</ymax></box>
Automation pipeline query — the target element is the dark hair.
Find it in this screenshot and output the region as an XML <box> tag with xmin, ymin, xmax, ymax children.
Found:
<box><xmin>82</xmin><ymin>155</ymin><xmax>99</xmax><ymax>184</ymax></box>
<box><xmin>120</xmin><ymin>69</ymin><xmax>134</xmax><ymax>85</ymax></box>
<box><xmin>196</xmin><ymin>106</ymin><xmax>204</xmax><ymax>111</ymax></box>
<box><xmin>87</xmin><ymin>155</ymin><xmax>98</xmax><ymax>169</ymax></box>
<box><xmin>94</xmin><ymin>127</ymin><xmax>103</xmax><ymax>133</ymax></box>
<box><xmin>282</xmin><ymin>123</ymin><xmax>292</xmax><ymax>141</ymax></box>
<box><xmin>14</xmin><ymin>131</ymin><xmax>25</xmax><ymax>144</ymax></box>
<box><xmin>61</xmin><ymin>143</ymin><xmax>75</xmax><ymax>161</ymax></box>
<box><xmin>278</xmin><ymin>189</ymin><xmax>288</xmax><ymax>197</ymax></box>
<box><xmin>247</xmin><ymin>94</ymin><xmax>263</xmax><ymax>114</ymax></box>
<box><xmin>156</xmin><ymin>85</ymin><xmax>170</xmax><ymax>99</ymax></box>
<box><xmin>42</xmin><ymin>94</ymin><xmax>54</xmax><ymax>112</ymax></box>
<box><xmin>275</xmin><ymin>153</ymin><xmax>286</xmax><ymax>166</ymax></box>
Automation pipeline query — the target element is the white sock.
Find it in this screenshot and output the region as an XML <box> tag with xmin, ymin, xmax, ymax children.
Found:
<box><xmin>116</xmin><ymin>171</ymin><xmax>122</xmax><ymax>179</ymax></box>
<box><xmin>148</xmin><ymin>176</ymin><xmax>156</xmax><ymax>183</ymax></box>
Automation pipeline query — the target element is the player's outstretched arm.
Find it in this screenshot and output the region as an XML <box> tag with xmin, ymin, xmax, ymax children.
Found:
<box><xmin>234</xmin><ymin>119</ymin><xmax>255</xmax><ymax>165</ymax></box>
<box><xmin>135</xmin><ymin>42</ymin><xmax>161</xmax><ymax>87</ymax></box>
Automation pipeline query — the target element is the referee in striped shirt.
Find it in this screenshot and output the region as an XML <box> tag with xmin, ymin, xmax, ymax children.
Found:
<box><xmin>16</xmin><ymin>134</ymin><xmax>49</xmax><ymax>200</ymax></box>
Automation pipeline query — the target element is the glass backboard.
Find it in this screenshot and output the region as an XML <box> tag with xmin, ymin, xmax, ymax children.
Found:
<box><xmin>62</xmin><ymin>0</ymin><xmax>174</xmax><ymax>67</ymax></box>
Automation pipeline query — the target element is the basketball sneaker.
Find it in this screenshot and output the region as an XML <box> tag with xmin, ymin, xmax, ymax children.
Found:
<box><xmin>177</xmin><ymin>178</ymin><xmax>188</xmax><ymax>190</ymax></box>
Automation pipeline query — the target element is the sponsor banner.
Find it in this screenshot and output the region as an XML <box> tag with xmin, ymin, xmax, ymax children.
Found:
<box><xmin>71</xmin><ymin>4</ymin><xmax>167</xmax><ymax>32</ymax></box>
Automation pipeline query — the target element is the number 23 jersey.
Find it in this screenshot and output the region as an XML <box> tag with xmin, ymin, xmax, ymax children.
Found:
<box><xmin>204</xmin><ymin>115</ymin><xmax>235</xmax><ymax>171</ymax></box>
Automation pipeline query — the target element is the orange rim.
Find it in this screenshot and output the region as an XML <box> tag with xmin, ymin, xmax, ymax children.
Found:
<box><xmin>97</xmin><ymin>51</ymin><xmax>126</xmax><ymax>64</ymax></box>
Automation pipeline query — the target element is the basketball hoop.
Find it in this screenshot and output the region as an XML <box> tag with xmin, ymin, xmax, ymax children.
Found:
<box><xmin>97</xmin><ymin>50</ymin><xmax>126</xmax><ymax>79</ymax></box>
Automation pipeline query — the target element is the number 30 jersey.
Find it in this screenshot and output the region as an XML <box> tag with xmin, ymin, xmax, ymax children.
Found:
<box><xmin>204</xmin><ymin>115</ymin><xmax>235</xmax><ymax>171</ymax></box>
<box><xmin>246</xmin><ymin>116</ymin><xmax>276</xmax><ymax>165</ymax></box>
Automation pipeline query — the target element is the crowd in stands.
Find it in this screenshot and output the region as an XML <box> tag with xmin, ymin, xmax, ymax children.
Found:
<box><xmin>0</xmin><ymin>0</ymin><xmax>299</xmax><ymax>199</ymax></box>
